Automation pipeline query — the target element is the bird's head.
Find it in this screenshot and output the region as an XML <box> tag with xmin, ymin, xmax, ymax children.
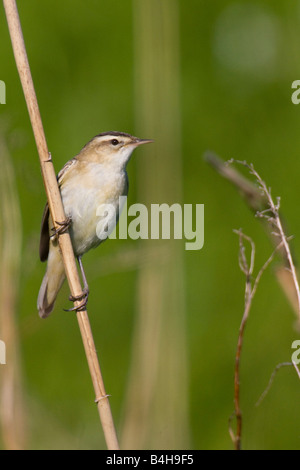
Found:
<box><xmin>79</xmin><ymin>131</ymin><xmax>153</xmax><ymax>167</ymax></box>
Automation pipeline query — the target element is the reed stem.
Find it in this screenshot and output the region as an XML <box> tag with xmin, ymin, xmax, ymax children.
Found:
<box><xmin>3</xmin><ymin>0</ymin><xmax>119</xmax><ymax>450</ymax></box>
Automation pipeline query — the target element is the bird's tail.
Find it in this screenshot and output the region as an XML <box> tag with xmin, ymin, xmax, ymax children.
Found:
<box><xmin>37</xmin><ymin>247</ymin><xmax>66</xmax><ymax>319</ymax></box>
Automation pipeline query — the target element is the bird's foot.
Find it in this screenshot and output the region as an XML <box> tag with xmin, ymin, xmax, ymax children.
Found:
<box><xmin>64</xmin><ymin>287</ymin><xmax>89</xmax><ymax>312</ymax></box>
<box><xmin>50</xmin><ymin>216</ymin><xmax>72</xmax><ymax>239</ymax></box>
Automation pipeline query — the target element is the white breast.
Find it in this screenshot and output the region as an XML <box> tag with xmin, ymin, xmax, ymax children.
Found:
<box><xmin>60</xmin><ymin>162</ymin><xmax>128</xmax><ymax>256</ymax></box>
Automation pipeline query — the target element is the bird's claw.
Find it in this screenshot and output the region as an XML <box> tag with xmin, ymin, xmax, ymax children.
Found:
<box><xmin>50</xmin><ymin>216</ymin><xmax>72</xmax><ymax>238</ymax></box>
<box><xmin>68</xmin><ymin>287</ymin><xmax>89</xmax><ymax>303</ymax></box>
<box><xmin>64</xmin><ymin>287</ymin><xmax>89</xmax><ymax>312</ymax></box>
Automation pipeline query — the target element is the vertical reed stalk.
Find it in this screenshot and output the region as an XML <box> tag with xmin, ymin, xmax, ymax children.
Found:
<box><xmin>3</xmin><ymin>0</ymin><xmax>119</xmax><ymax>450</ymax></box>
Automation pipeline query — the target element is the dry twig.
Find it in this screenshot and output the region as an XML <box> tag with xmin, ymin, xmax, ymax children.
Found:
<box><xmin>229</xmin><ymin>229</ymin><xmax>284</xmax><ymax>450</ymax></box>
<box><xmin>205</xmin><ymin>152</ymin><xmax>300</xmax><ymax>322</ymax></box>
<box><xmin>3</xmin><ymin>0</ymin><xmax>119</xmax><ymax>449</ymax></box>
<box><xmin>231</xmin><ymin>160</ymin><xmax>300</xmax><ymax>323</ymax></box>
<box><xmin>255</xmin><ymin>362</ymin><xmax>296</xmax><ymax>407</ymax></box>
<box><xmin>293</xmin><ymin>361</ymin><xmax>300</xmax><ymax>380</ymax></box>
<box><xmin>224</xmin><ymin>160</ymin><xmax>300</xmax><ymax>449</ymax></box>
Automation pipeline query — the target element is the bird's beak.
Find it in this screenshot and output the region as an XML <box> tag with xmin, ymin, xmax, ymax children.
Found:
<box><xmin>131</xmin><ymin>138</ymin><xmax>154</xmax><ymax>147</ymax></box>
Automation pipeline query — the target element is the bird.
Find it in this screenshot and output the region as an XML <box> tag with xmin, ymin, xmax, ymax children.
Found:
<box><xmin>37</xmin><ymin>131</ymin><xmax>153</xmax><ymax>318</ymax></box>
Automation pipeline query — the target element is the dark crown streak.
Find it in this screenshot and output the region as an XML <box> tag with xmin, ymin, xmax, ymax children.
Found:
<box><xmin>82</xmin><ymin>131</ymin><xmax>136</xmax><ymax>151</ymax></box>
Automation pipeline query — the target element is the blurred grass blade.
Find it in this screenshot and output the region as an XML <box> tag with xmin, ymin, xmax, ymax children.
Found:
<box><xmin>0</xmin><ymin>128</ymin><xmax>27</xmax><ymax>449</ymax></box>
<box><xmin>121</xmin><ymin>0</ymin><xmax>189</xmax><ymax>449</ymax></box>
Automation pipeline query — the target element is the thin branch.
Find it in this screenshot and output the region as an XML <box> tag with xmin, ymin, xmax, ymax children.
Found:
<box><xmin>256</xmin><ymin>362</ymin><xmax>300</xmax><ymax>407</ymax></box>
<box><xmin>292</xmin><ymin>361</ymin><xmax>300</xmax><ymax>380</ymax></box>
<box><xmin>3</xmin><ymin>0</ymin><xmax>119</xmax><ymax>450</ymax></box>
<box><xmin>231</xmin><ymin>231</ymin><xmax>254</xmax><ymax>450</ymax></box>
<box><xmin>204</xmin><ymin>152</ymin><xmax>266</xmax><ymax>212</ymax></box>
<box><xmin>210</xmin><ymin>157</ymin><xmax>300</xmax><ymax>448</ymax></box>
<box><xmin>205</xmin><ymin>152</ymin><xmax>300</xmax><ymax>321</ymax></box>
<box><xmin>235</xmin><ymin>161</ymin><xmax>300</xmax><ymax>321</ymax></box>
<box><xmin>252</xmin><ymin>240</ymin><xmax>284</xmax><ymax>299</ymax></box>
<box><xmin>230</xmin><ymin>230</ymin><xmax>284</xmax><ymax>450</ymax></box>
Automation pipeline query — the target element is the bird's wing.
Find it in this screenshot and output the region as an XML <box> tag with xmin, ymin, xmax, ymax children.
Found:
<box><xmin>39</xmin><ymin>202</ymin><xmax>50</xmax><ymax>262</ymax></box>
<box><xmin>57</xmin><ymin>157</ymin><xmax>78</xmax><ymax>185</ymax></box>
<box><xmin>39</xmin><ymin>157</ymin><xmax>78</xmax><ymax>262</ymax></box>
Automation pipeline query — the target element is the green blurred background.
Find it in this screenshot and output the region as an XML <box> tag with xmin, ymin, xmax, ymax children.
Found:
<box><xmin>1</xmin><ymin>0</ymin><xmax>300</xmax><ymax>450</ymax></box>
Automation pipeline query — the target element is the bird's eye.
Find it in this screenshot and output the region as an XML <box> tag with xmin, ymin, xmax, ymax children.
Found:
<box><xmin>111</xmin><ymin>139</ymin><xmax>119</xmax><ymax>146</ymax></box>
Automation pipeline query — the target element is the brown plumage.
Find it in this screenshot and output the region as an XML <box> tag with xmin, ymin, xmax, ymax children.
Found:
<box><xmin>37</xmin><ymin>132</ymin><xmax>152</xmax><ymax>318</ymax></box>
